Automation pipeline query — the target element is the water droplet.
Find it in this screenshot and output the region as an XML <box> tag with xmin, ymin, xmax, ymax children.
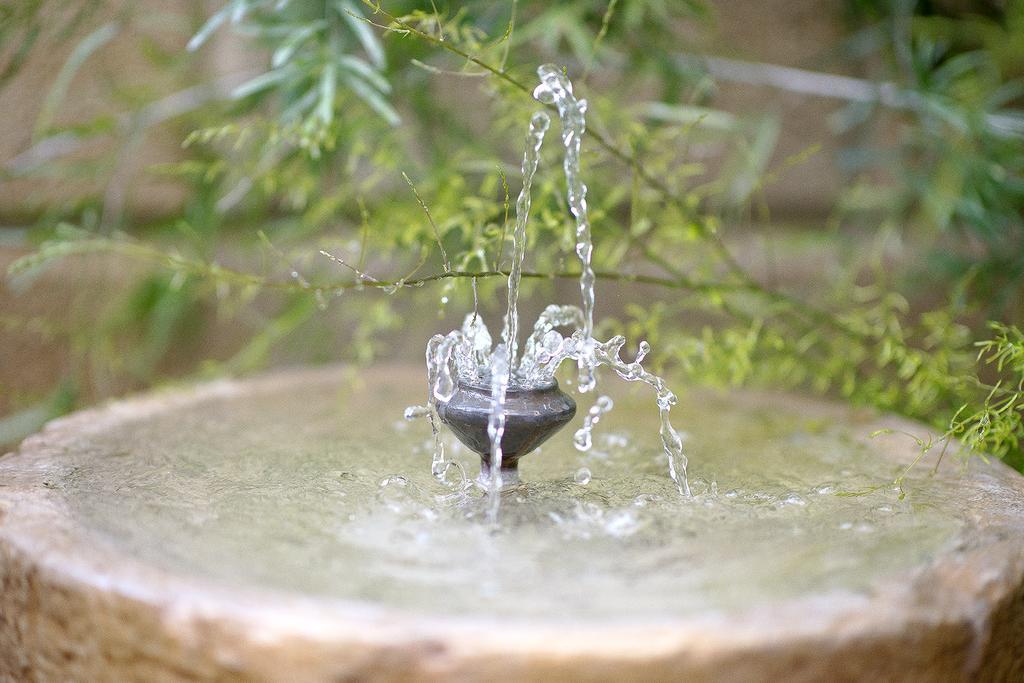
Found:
<box><xmin>379</xmin><ymin>475</ymin><xmax>408</xmax><ymax>488</ymax></box>
<box><xmin>636</xmin><ymin>340</ymin><xmax>650</xmax><ymax>363</ymax></box>
<box><xmin>574</xmin><ymin>467</ymin><xmax>592</xmax><ymax>485</ymax></box>
<box><xmin>404</xmin><ymin>406</ymin><xmax>429</xmax><ymax>420</ymax></box>
<box><xmin>633</xmin><ymin>493</ymin><xmax>658</xmax><ymax>507</ymax></box>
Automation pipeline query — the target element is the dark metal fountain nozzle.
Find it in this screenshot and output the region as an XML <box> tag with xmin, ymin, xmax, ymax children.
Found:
<box><xmin>436</xmin><ymin>378</ymin><xmax>576</xmax><ymax>477</ymax></box>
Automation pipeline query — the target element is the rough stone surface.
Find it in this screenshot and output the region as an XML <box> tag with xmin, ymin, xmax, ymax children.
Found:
<box><xmin>1</xmin><ymin>366</ymin><xmax>1023</xmax><ymax>682</ymax></box>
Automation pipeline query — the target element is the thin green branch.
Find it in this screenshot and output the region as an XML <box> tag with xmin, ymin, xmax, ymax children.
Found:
<box><xmin>585</xmin><ymin>0</ymin><xmax>620</xmax><ymax>80</ymax></box>
<box><xmin>355</xmin><ymin>2</ymin><xmax>818</xmax><ymax>309</ymax></box>
<box><xmin>17</xmin><ymin>236</ymin><xmax>752</xmax><ymax>298</ymax></box>
<box><xmin>402</xmin><ymin>171</ymin><xmax>451</xmax><ymax>272</ymax></box>
<box><xmin>493</xmin><ymin>166</ymin><xmax>510</xmax><ymax>270</ymax></box>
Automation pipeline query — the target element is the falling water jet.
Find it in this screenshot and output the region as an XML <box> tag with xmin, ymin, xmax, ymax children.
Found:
<box><xmin>409</xmin><ymin>64</ymin><xmax>692</xmax><ymax>511</ymax></box>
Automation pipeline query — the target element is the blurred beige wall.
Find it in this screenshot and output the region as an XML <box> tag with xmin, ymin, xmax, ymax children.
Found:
<box><xmin>702</xmin><ymin>1</ymin><xmax>853</xmax><ymax>217</ymax></box>
<box><xmin>0</xmin><ymin>0</ymin><xmax>859</xmax><ymax>221</ymax></box>
<box><xmin>1</xmin><ymin>0</ymin><xmax>222</xmax><ymax>221</ymax></box>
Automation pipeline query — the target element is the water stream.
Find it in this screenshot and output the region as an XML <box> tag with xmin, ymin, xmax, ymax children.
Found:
<box><xmin>411</xmin><ymin>66</ymin><xmax>690</xmax><ymax>506</ymax></box>
<box><xmin>534</xmin><ymin>64</ymin><xmax>598</xmax><ymax>393</ymax></box>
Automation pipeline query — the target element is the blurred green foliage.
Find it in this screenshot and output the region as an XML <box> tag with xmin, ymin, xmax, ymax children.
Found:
<box><xmin>838</xmin><ymin>0</ymin><xmax>1024</xmax><ymax>319</ymax></box>
<box><xmin>2</xmin><ymin>0</ymin><xmax>1023</xmax><ymax>474</ymax></box>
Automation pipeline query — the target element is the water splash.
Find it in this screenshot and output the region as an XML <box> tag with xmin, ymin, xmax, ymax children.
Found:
<box><xmin>534</xmin><ymin>64</ymin><xmax>597</xmax><ymax>393</ymax></box>
<box><xmin>574</xmin><ymin>395</ymin><xmax>613</xmax><ymax>451</ymax></box>
<box><xmin>486</xmin><ymin>343</ymin><xmax>511</xmax><ymax>522</ymax></box>
<box><xmin>503</xmin><ymin>111</ymin><xmax>550</xmax><ymax>366</ymax></box>
<box><xmin>410</xmin><ymin>64</ymin><xmax>692</xmax><ymax>508</ymax></box>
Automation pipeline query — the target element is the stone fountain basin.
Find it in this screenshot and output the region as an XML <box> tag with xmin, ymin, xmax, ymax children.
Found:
<box><xmin>1</xmin><ymin>365</ymin><xmax>1022</xmax><ymax>681</ymax></box>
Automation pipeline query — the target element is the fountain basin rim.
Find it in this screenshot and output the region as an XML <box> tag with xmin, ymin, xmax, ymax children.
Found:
<box><xmin>452</xmin><ymin>374</ymin><xmax>559</xmax><ymax>395</ymax></box>
<box><xmin>2</xmin><ymin>363</ymin><xmax>1024</xmax><ymax>680</ymax></box>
